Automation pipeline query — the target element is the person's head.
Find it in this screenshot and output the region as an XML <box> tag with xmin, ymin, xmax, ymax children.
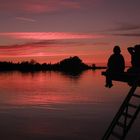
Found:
<box><xmin>134</xmin><ymin>44</ymin><xmax>140</xmax><ymax>54</ymax></box>
<box><xmin>113</xmin><ymin>46</ymin><xmax>121</xmax><ymax>54</ymax></box>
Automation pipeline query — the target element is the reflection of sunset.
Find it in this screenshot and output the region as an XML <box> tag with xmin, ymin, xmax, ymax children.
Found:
<box><xmin>0</xmin><ymin>70</ymin><xmax>128</xmax><ymax>109</ymax></box>
<box><xmin>0</xmin><ymin>70</ymin><xmax>139</xmax><ymax>140</ymax></box>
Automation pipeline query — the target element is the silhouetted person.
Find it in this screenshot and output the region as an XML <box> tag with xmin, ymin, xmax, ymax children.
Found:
<box><xmin>127</xmin><ymin>44</ymin><xmax>140</xmax><ymax>73</ymax></box>
<box><xmin>106</xmin><ymin>46</ymin><xmax>125</xmax><ymax>88</ymax></box>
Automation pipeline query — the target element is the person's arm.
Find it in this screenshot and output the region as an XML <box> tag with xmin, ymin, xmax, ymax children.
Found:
<box><xmin>127</xmin><ymin>47</ymin><xmax>135</xmax><ymax>55</ymax></box>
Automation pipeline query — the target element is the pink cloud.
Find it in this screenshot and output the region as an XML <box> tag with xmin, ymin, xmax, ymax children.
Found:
<box><xmin>23</xmin><ymin>0</ymin><xmax>81</xmax><ymax>13</ymax></box>
<box><xmin>16</xmin><ymin>17</ymin><xmax>36</xmax><ymax>22</ymax></box>
<box><xmin>0</xmin><ymin>31</ymin><xmax>106</xmax><ymax>63</ymax></box>
<box><xmin>0</xmin><ymin>42</ymin><xmax>89</xmax><ymax>58</ymax></box>
<box><xmin>23</xmin><ymin>3</ymin><xmax>52</xmax><ymax>13</ymax></box>
<box><xmin>0</xmin><ymin>32</ymin><xmax>104</xmax><ymax>41</ymax></box>
<box><xmin>0</xmin><ymin>37</ymin><xmax>106</xmax><ymax>59</ymax></box>
<box><xmin>0</xmin><ymin>0</ymin><xmax>81</xmax><ymax>14</ymax></box>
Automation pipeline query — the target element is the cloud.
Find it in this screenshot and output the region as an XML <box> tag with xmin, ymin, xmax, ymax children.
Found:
<box><xmin>0</xmin><ymin>38</ymin><xmax>108</xmax><ymax>58</ymax></box>
<box><xmin>106</xmin><ymin>23</ymin><xmax>140</xmax><ymax>37</ymax></box>
<box><xmin>0</xmin><ymin>32</ymin><xmax>104</xmax><ymax>41</ymax></box>
<box><xmin>0</xmin><ymin>40</ymin><xmax>75</xmax><ymax>52</ymax></box>
<box><xmin>0</xmin><ymin>41</ymin><xmax>56</xmax><ymax>57</ymax></box>
<box><xmin>23</xmin><ymin>0</ymin><xmax>81</xmax><ymax>13</ymax></box>
<box><xmin>109</xmin><ymin>23</ymin><xmax>140</xmax><ymax>32</ymax></box>
<box><xmin>92</xmin><ymin>42</ymin><xmax>110</xmax><ymax>46</ymax></box>
<box><xmin>25</xmin><ymin>40</ymin><xmax>83</xmax><ymax>46</ymax></box>
<box><xmin>0</xmin><ymin>0</ymin><xmax>81</xmax><ymax>14</ymax></box>
<box><xmin>112</xmin><ymin>33</ymin><xmax>140</xmax><ymax>37</ymax></box>
<box><xmin>15</xmin><ymin>17</ymin><xmax>36</xmax><ymax>22</ymax></box>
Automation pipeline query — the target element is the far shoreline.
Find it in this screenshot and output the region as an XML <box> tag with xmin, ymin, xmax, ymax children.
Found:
<box><xmin>0</xmin><ymin>56</ymin><xmax>107</xmax><ymax>73</ymax></box>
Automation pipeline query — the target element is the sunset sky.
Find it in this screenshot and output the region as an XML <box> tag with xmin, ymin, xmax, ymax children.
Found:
<box><xmin>0</xmin><ymin>0</ymin><xmax>140</xmax><ymax>64</ymax></box>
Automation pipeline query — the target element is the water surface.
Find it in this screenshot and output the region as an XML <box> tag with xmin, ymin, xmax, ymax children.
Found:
<box><xmin>0</xmin><ymin>70</ymin><xmax>139</xmax><ymax>140</ymax></box>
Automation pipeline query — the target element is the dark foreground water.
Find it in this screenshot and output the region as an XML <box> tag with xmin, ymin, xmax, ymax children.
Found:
<box><xmin>0</xmin><ymin>70</ymin><xmax>139</xmax><ymax>140</ymax></box>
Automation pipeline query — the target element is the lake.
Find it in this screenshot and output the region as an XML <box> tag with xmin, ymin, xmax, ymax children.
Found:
<box><xmin>0</xmin><ymin>70</ymin><xmax>139</xmax><ymax>140</ymax></box>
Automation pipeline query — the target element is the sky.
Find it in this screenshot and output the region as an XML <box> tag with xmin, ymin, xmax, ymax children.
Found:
<box><xmin>0</xmin><ymin>0</ymin><xmax>140</xmax><ymax>64</ymax></box>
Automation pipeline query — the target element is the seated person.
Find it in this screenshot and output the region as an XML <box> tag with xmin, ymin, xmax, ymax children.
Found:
<box><xmin>106</xmin><ymin>46</ymin><xmax>125</xmax><ymax>88</ymax></box>
<box><xmin>127</xmin><ymin>44</ymin><xmax>140</xmax><ymax>73</ymax></box>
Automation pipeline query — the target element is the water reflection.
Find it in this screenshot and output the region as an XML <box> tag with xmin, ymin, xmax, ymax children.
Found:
<box><xmin>0</xmin><ymin>70</ymin><xmax>85</xmax><ymax>108</ymax></box>
<box><xmin>0</xmin><ymin>70</ymin><xmax>139</xmax><ymax>140</ymax></box>
<box><xmin>0</xmin><ymin>70</ymin><xmax>130</xmax><ymax>109</ymax></box>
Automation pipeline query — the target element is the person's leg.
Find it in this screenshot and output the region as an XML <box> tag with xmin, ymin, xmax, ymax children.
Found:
<box><xmin>105</xmin><ymin>75</ymin><xmax>113</xmax><ymax>88</ymax></box>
